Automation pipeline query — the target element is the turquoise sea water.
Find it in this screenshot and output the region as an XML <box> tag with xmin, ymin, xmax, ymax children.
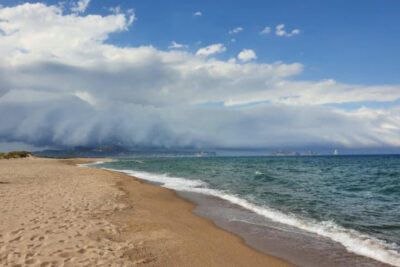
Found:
<box><xmin>95</xmin><ymin>155</ymin><xmax>400</xmax><ymax>266</ymax></box>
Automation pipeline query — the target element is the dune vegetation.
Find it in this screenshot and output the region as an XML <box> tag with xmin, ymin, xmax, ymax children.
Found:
<box><xmin>0</xmin><ymin>151</ymin><xmax>32</xmax><ymax>159</ymax></box>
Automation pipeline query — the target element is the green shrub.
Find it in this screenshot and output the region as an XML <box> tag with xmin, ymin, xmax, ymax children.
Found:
<box><xmin>0</xmin><ymin>151</ymin><xmax>32</xmax><ymax>159</ymax></box>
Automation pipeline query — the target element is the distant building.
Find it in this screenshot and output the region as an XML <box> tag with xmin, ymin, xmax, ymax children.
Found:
<box><xmin>270</xmin><ymin>151</ymin><xmax>300</xmax><ymax>156</ymax></box>
<box><xmin>304</xmin><ymin>151</ymin><xmax>318</xmax><ymax>156</ymax></box>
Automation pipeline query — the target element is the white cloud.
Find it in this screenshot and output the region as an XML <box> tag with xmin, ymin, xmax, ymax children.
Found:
<box><xmin>74</xmin><ymin>91</ymin><xmax>96</xmax><ymax>106</ymax></box>
<box><xmin>71</xmin><ymin>0</ymin><xmax>90</xmax><ymax>13</ymax></box>
<box><xmin>196</xmin><ymin>43</ymin><xmax>226</xmax><ymax>56</ymax></box>
<box><xmin>259</xmin><ymin>26</ymin><xmax>271</xmax><ymax>35</ymax></box>
<box><xmin>193</xmin><ymin>11</ymin><xmax>202</xmax><ymax>17</ymax></box>
<box><xmin>229</xmin><ymin>27</ymin><xmax>243</xmax><ymax>35</ymax></box>
<box><xmin>275</xmin><ymin>24</ymin><xmax>300</xmax><ymax>37</ymax></box>
<box><xmin>291</xmin><ymin>29</ymin><xmax>300</xmax><ymax>35</ymax></box>
<box><xmin>0</xmin><ymin>3</ymin><xmax>135</xmax><ymax>64</ymax></box>
<box><xmin>109</xmin><ymin>6</ymin><xmax>121</xmax><ymax>14</ymax></box>
<box><xmin>168</xmin><ymin>41</ymin><xmax>188</xmax><ymax>49</ymax></box>
<box><xmin>0</xmin><ymin>3</ymin><xmax>399</xmax><ymax>150</ymax></box>
<box><xmin>237</xmin><ymin>49</ymin><xmax>257</xmax><ymax>62</ymax></box>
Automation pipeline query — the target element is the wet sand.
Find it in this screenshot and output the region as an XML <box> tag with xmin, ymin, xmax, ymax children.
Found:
<box><xmin>178</xmin><ymin>192</ymin><xmax>391</xmax><ymax>267</ymax></box>
<box><xmin>0</xmin><ymin>157</ymin><xmax>293</xmax><ymax>266</ymax></box>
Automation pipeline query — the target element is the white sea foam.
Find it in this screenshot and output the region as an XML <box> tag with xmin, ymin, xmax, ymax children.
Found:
<box><xmin>77</xmin><ymin>161</ymin><xmax>105</xmax><ymax>167</ymax></box>
<box><xmin>102</xmin><ymin>167</ymin><xmax>400</xmax><ymax>267</ymax></box>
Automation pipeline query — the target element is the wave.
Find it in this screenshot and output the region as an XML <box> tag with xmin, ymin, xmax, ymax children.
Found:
<box><xmin>98</xmin><ymin>165</ymin><xmax>400</xmax><ymax>267</ymax></box>
<box><xmin>76</xmin><ymin>161</ymin><xmax>105</xmax><ymax>167</ymax></box>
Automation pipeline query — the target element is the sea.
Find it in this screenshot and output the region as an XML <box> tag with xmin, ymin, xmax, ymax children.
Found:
<box><xmin>92</xmin><ymin>155</ymin><xmax>400</xmax><ymax>267</ymax></box>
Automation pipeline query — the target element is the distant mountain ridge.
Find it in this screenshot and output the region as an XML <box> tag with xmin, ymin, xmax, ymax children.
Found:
<box><xmin>33</xmin><ymin>145</ymin><xmax>216</xmax><ymax>158</ymax></box>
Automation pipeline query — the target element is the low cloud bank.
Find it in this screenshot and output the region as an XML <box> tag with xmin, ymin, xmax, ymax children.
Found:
<box><xmin>0</xmin><ymin>3</ymin><xmax>399</xmax><ymax>150</ymax></box>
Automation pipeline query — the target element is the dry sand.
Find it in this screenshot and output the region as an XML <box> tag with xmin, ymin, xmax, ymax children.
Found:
<box><xmin>0</xmin><ymin>157</ymin><xmax>294</xmax><ymax>267</ymax></box>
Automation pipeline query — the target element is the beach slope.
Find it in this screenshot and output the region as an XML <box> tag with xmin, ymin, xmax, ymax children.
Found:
<box><xmin>0</xmin><ymin>157</ymin><xmax>293</xmax><ymax>266</ymax></box>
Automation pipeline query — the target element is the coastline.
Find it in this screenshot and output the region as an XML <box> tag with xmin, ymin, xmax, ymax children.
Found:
<box><xmin>0</xmin><ymin>157</ymin><xmax>293</xmax><ymax>266</ymax></box>
<box><xmin>95</xmin><ymin>160</ymin><xmax>394</xmax><ymax>267</ymax></box>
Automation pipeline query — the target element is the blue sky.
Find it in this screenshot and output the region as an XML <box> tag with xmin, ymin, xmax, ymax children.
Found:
<box><xmin>4</xmin><ymin>0</ymin><xmax>400</xmax><ymax>85</ymax></box>
<box><xmin>0</xmin><ymin>0</ymin><xmax>399</xmax><ymax>152</ymax></box>
<box><xmin>125</xmin><ymin>0</ymin><xmax>400</xmax><ymax>85</ymax></box>
<box><xmin>5</xmin><ymin>0</ymin><xmax>399</xmax><ymax>85</ymax></box>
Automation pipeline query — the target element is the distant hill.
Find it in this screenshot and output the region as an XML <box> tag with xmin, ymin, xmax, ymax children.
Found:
<box><xmin>33</xmin><ymin>145</ymin><xmax>216</xmax><ymax>158</ymax></box>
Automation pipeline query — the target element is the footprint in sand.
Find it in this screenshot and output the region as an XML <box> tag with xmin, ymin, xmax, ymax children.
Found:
<box><xmin>10</xmin><ymin>235</ymin><xmax>22</xmax><ymax>243</ymax></box>
<box><xmin>59</xmin><ymin>251</ymin><xmax>73</xmax><ymax>258</ymax></box>
<box><xmin>25</xmin><ymin>252</ymin><xmax>34</xmax><ymax>258</ymax></box>
<box><xmin>11</xmin><ymin>228</ymin><xmax>24</xmax><ymax>235</ymax></box>
<box><xmin>77</xmin><ymin>248</ymin><xmax>86</xmax><ymax>254</ymax></box>
<box><xmin>25</xmin><ymin>258</ymin><xmax>36</xmax><ymax>264</ymax></box>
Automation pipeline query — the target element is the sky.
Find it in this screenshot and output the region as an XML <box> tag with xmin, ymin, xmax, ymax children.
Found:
<box><xmin>0</xmin><ymin>0</ymin><xmax>400</xmax><ymax>153</ymax></box>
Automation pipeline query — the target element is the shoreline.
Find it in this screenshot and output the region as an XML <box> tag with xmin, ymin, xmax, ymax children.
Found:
<box><xmin>0</xmin><ymin>157</ymin><xmax>293</xmax><ymax>266</ymax></box>
<box><xmin>96</xmin><ymin>159</ymin><xmax>396</xmax><ymax>267</ymax></box>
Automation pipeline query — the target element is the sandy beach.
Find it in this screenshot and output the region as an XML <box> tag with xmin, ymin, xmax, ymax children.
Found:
<box><xmin>0</xmin><ymin>157</ymin><xmax>293</xmax><ymax>267</ymax></box>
